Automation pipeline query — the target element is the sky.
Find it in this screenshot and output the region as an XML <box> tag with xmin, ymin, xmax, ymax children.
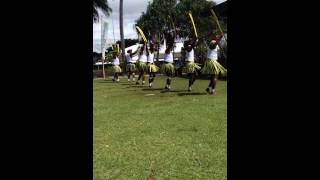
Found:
<box><xmin>93</xmin><ymin>0</ymin><xmax>227</xmax><ymax>52</ymax></box>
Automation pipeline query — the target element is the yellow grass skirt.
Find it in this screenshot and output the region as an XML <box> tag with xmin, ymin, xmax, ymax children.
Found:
<box><xmin>136</xmin><ymin>61</ymin><xmax>148</xmax><ymax>72</ymax></box>
<box><xmin>161</xmin><ymin>63</ymin><xmax>175</xmax><ymax>74</ymax></box>
<box><xmin>147</xmin><ymin>63</ymin><xmax>159</xmax><ymax>73</ymax></box>
<box><xmin>126</xmin><ymin>63</ymin><xmax>136</xmax><ymax>72</ymax></box>
<box><xmin>111</xmin><ymin>65</ymin><xmax>122</xmax><ymax>73</ymax></box>
<box><xmin>201</xmin><ymin>59</ymin><xmax>227</xmax><ymax>75</ymax></box>
<box><xmin>184</xmin><ymin>62</ymin><xmax>201</xmax><ymax>73</ymax></box>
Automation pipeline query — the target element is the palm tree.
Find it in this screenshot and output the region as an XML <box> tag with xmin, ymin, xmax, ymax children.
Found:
<box><xmin>93</xmin><ymin>0</ymin><xmax>112</xmax><ymax>22</ymax></box>
<box><xmin>119</xmin><ymin>0</ymin><xmax>125</xmax><ymax>64</ymax></box>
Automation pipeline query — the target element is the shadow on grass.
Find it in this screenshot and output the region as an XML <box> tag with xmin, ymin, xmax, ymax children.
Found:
<box><xmin>97</xmin><ymin>80</ymin><xmax>115</xmax><ymax>83</ymax></box>
<box><xmin>160</xmin><ymin>90</ymin><xmax>187</xmax><ymax>93</ymax></box>
<box><xmin>119</xmin><ymin>83</ymin><xmax>131</xmax><ymax>86</ymax></box>
<box><xmin>119</xmin><ymin>83</ymin><xmax>146</xmax><ymax>87</ymax></box>
<box><xmin>130</xmin><ymin>85</ymin><xmax>146</xmax><ymax>88</ymax></box>
<box><xmin>177</xmin><ymin>92</ymin><xmax>207</xmax><ymax>96</ymax></box>
<box><xmin>142</xmin><ymin>88</ymin><xmax>164</xmax><ymax>91</ymax></box>
<box><xmin>119</xmin><ymin>83</ymin><xmax>135</xmax><ymax>86</ymax></box>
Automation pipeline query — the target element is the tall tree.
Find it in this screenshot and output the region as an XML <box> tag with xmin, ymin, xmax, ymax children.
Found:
<box><xmin>136</xmin><ymin>0</ymin><xmax>223</xmax><ymax>63</ymax></box>
<box><xmin>119</xmin><ymin>0</ymin><xmax>126</xmax><ymax>65</ymax></box>
<box><xmin>136</xmin><ymin>0</ymin><xmax>177</xmax><ymax>39</ymax></box>
<box><xmin>136</xmin><ymin>0</ymin><xmax>219</xmax><ymax>41</ymax></box>
<box><xmin>93</xmin><ymin>0</ymin><xmax>112</xmax><ymax>22</ymax></box>
<box><xmin>136</xmin><ymin>0</ymin><xmax>178</xmax><ymax>60</ymax></box>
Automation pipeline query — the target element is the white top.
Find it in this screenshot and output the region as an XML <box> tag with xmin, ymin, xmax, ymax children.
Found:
<box><xmin>112</xmin><ymin>57</ymin><xmax>120</xmax><ymax>65</ymax></box>
<box><xmin>185</xmin><ymin>49</ymin><xmax>194</xmax><ymax>62</ymax></box>
<box><xmin>138</xmin><ymin>49</ymin><xmax>147</xmax><ymax>63</ymax></box>
<box><xmin>147</xmin><ymin>53</ymin><xmax>154</xmax><ymax>63</ymax></box>
<box><xmin>139</xmin><ymin>54</ymin><xmax>147</xmax><ymax>62</ymax></box>
<box><xmin>126</xmin><ymin>54</ymin><xmax>135</xmax><ymax>63</ymax></box>
<box><xmin>207</xmin><ymin>46</ymin><xmax>219</xmax><ymax>60</ymax></box>
<box><xmin>164</xmin><ymin>51</ymin><xmax>173</xmax><ymax>63</ymax></box>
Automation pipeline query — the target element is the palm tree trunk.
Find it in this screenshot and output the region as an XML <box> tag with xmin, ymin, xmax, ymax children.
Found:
<box><xmin>119</xmin><ymin>0</ymin><xmax>125</xmax><ymax>65</ymax></box>
<box><xmin>101</xmin><ymin>15</ymin><xmax>106</xmax><ymax>80</ymax></box>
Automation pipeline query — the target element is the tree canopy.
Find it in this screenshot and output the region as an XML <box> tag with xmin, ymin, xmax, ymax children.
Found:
<box><xmin>135</xmin><ymin>0</ymin><xmax>225</xmax><ymax>43</ymax></box>
<box><xmin>93</xmin><ymin>0</ymin><xmax>112</xmax><ymax>22</ymax></box>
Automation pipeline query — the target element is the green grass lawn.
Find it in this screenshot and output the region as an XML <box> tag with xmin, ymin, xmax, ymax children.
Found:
<box><xmin>94</xmin><ymin>75</ymin><xmax>227</xmax><ymax>180</ymax></box>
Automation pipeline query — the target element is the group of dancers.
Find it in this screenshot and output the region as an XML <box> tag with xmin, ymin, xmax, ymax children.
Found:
<box><xmin>109</xmin><ymin>36</ymin><xmax>226</xmax><ymax>95</ymax></box>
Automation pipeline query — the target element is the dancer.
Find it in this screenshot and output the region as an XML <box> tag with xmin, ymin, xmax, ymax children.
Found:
<box><xmin>125</xmin><ymin>47</ymin><xmax>139</xmax><ymax>83</ymax></box>
<box><xmin>146</xmin><ymin>44</ymin><xmax>159</xmax><ymax>87</ymax></box>
<box><xmin>161</xmin><ymin>45</ymin><xmax>175</xmax><ymax>90</ymax></box>
<box><xmin>136</xmin><ymin>44</ymin><xmax>148</xmax><ymax>85</ymax></box>
<box><xmin>184</xmin><ymin>38</ymin><xmax>201</xmax><ymax>92</ymax></box>
<box><xmin>111</xmin><ymin>51</ymin><xmax>121</xmax><ymax>82</ymax></box>
<box><xmin>201</xmin><ymin>39</ymin><xmax>227</xmax><ymax>95</ymax></box>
